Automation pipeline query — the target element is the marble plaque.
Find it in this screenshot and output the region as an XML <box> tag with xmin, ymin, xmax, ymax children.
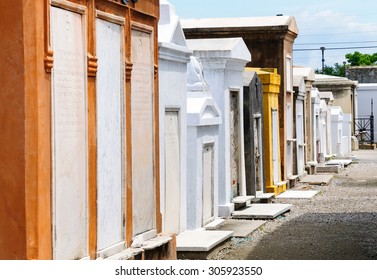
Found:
<box><xmin>96</xmin><ymin>19</ymin><xmax>123</xmax><ymax>251</ymax></box>
<box><xmin>131</xmin><ymin>29</ymin><xmax>155</xmax><ymax>237</ymax></box>
<box><xmin>202</xmin><ymin>144</ymin><xmax>214</xmax><ymax>226</ymax></box>
<box><xmin>51</xmin><ymin>7</ymin><xmax>87</xmax><ymax>259</ymax></box>
<box><xmin>164</xmin><ymin>111</ymin><xmax>180</xmax><ymax>234</ymax></box>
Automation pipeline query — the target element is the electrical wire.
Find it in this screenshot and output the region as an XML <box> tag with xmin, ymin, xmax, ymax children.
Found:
<box><xmin>294</xmin><ymin>46</ymin><xmax>377</xmax><ymax>52</ymax></box>
<box><xmin>295</xmin><ymin>40</ymin><xmax>377</xmax><ymax>46</ymax></box>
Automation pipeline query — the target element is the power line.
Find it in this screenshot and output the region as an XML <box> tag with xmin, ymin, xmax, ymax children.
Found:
<box><xmin>295</xmin><ymin>40</ymin><xmax>377</xmax><ymax>46</ymax></box>
<box><xmin>294</xmin><ymin>46</ymin><xmax>377</xmax><ymax>52</ymax></box>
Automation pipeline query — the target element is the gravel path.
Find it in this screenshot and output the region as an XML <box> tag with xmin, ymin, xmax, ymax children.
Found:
<box><xmin>208</xmin><ymin>150</ymin><xmax>377</xmax><ymax>260</ymax></box>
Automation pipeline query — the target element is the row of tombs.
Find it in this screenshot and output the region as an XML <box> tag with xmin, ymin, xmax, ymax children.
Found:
<box><xmin>159</xmin><ymin>0</ymin><xmax>355</xmax><ymax>249</ymax></box>
<box><xmin>162</xmin><ymin>1</ymin><xmax>356</xmax><ymax>257</ymax></box>
<box><xmin>0</xmin><ymin>0</ymin><xmax>356</xmax><ymax>260</ymax></box>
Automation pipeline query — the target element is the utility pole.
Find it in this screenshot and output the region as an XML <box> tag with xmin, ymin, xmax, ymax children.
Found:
<box><xmin>320</xmin><ymin>47</ymin><xmax>325</xmax><ymax>73</ymax></box>
<box><xmin>343</xmin><ymin>61</ymin><xmax>346</xmax><ymax>77</ymax></box>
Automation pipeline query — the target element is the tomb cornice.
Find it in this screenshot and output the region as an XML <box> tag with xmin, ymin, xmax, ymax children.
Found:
<box><xmin>158</xmin><ymin>43</ymin><xmax>192</xmax><ymax>64</ymax></box>
<box><xmin>294</xmin><ymin>91</ymin><xmax>306</xmax><ymax>101</ymax></box>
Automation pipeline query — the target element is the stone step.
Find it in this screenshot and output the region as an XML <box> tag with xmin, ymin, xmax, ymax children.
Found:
<box><xmin>276</xmin><ymin>190</ymin><xmax>319</xmax><ymax>199</ymax></box>
<box><xmin>232</xmin><ymin>195</ymin><xmax>255</xmax><ymax>209</ymax></box>
<box><xmin>288</xmin><ymin>175</ymin><xmax>299</xmax><ymax>188</ymax></box>
<box><xmin>203</xmin><ymin>218</ymin><xmax>225</xmax><ymax>230</ymax></box>
<box><xmin>255</xmin><ymin>192</ymin><xmax>275</xmax><ymax>203</ymax></box>
<box><xmin>326</xmin><ymin>159</ymin><xmax>352</xmax><ymax>167</ymax></box>
<box><xmin>317</xmin><ymin>165</ymin><xmax>341</xmax><ymax>173</ymax></box>
<box><xmin>176</xmin><ymin>230</ymin><xmax>233</xmax><ymax>259</ymax></box>
<box><xmin>232</xmin><ymin>203</ymin><xmax>292</xmax><ymax>219</ymax></box>
<box><xmin>213</xmin><ymin>219</ymin><xmax>266</xmax><ymax>237</ymax></box>
<box><xmin>299</xmin><ymin>174</ymin><xmax>333</xmax><ymax>185</ymax></box>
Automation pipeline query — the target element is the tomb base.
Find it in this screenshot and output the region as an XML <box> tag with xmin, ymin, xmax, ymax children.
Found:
<box><xmin>266</xmin><ymin>182</ymin><xmax>287</xmax><ymax>196</ymax></box>
<box><xmin>104</xmin><ymin>234</ymin><xmax>176</xmax><ymax>260</ymax></box>
<box><xmin>218</xmin><ymin>203</ymin><xmax>235</xmax><ymax>218</ymax></box>
<box><xmin>306</xmin><ymin>161</ymin><xmax>317</xmax><ymax>175</ymax></box>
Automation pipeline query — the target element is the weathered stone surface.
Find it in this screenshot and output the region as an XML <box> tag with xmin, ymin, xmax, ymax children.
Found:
<box><xmin>96</xmin><ymin>18</ymin><xmax>123</xmax><ymax>252</ymax></box>
<box><xmin>51</xmin><ymin>6</ymin><xmax>87</xmax><ymax>260</ymax></box>
<box><xmin>131</xmin><ymin>29</ymin><xmax>155</xmax><ymax>237</ymax></box>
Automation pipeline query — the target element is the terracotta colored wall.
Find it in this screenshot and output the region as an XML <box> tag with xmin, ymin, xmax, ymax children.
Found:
<box><xmin>0</xmin><ymin>0</ymin><xmax>27</xmax><ymax>259</ymax></box>
<box><xmin>133</xmin><ymin>0</ymin><xmax>159</xmax><ymax>18</ymax></box>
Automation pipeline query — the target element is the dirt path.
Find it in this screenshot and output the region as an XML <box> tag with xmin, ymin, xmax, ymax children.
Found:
<box><xmin>208</xmin><ymin>150</ymin><xmax>377</xmax><ymax>260</ymax></box>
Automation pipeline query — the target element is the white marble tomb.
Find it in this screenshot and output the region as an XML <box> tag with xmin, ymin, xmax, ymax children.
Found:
<box><xmin>293</xmin><ymin>75</ymin><xmax>306</xmax><ymax>176</ymax></box>
<box><xmin>186</xmin><ymin>38</ymin><xmax>251</xmax><ymax>217</ymax></box>
<box><xmin>319</xmin><ymin>91</ymin><xmax>334</xmax><ymax>158</ymax></box>
<box><xmin>158</xmin><ymin>0</ymin><xmax>192</xmax><ymax>235</ymax></box>
<box><xmin>186</xmin><ymin>56</ymin><xmax>221</xmax><ymax>230</ymax></box>
<box><xmin>311</xmin><ymin>87</ymin><xmax>321</xmax><ymax>163</ymax></box>
<box><xmin>331</xmin><ymin>106</ymin><xmax>345</xmax><ymax>157</ymax></box>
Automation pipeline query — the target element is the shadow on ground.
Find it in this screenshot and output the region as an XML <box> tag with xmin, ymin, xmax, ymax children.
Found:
<box><xmin>246</xmin><ymin>212</ymin><xmax>377</xmax><ymax>260</ymax></box>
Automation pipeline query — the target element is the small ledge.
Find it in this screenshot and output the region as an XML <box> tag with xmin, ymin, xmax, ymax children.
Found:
<box><xmin>103</xmin><ymin>234</ymin><xmax>173</xmax><ymax>260</ymax></box>
<box><xmin>204</xmin><ymin>218</ymin><xmax>225</xmax><ymax>230</ymax></box>
<box><xmin>232</xmin><ymin>195</ymin><xmax>255</xmax><ymax>204</ymax></box>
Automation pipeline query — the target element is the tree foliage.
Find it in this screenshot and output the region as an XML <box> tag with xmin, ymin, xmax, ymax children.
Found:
<box><xmin>315</xmin><ymin>63</ymin><xmax>346</xmax><ymax>77</ymax></box>
<box><xmin>345</xmin><ymin>51</ymin><xmax>377</xmax><ymax>66</ymax></box>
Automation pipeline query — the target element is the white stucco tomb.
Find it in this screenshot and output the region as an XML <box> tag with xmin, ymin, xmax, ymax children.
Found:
<box><xmin>186</xmin><ymin>56</ymin><xmax>221</xmax><ymax>230</ymax></box>
<box><xmin>50</xmin><ymin>6</ymin><xmax>88</xmax><ymax>260</ymax></box>
<box><xmin>186</xmin><ymin>38</ymin><xmax>251</xmax><ymax>217</ymax></box>
<box><xmin>331</xmin><ymin>106</ymin><xmax>344</xmax><ymax>157</ymax></box>
<box><xmin>293</xmin><ymin>75</ymin><xmax>306</xmax><ymax>177</ymax></box>
<box><xmin>319</xmin><ymin>91</ymin><xmax>334</xmax><ymax>159</ymax></box>
<box><xmin>311</xmin><ymin>87</ymin><xmax>321</xmax><ymax>163</ymax></box>
<box><xmin>158</xmin><ymin>0</ymin><xmax>192</xmax><ymax>235</ymax></box>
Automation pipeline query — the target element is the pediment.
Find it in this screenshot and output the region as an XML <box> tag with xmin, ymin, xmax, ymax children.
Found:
<box><xmin>201</xmin><ymin>103</ymin><xmax>220</xmax><ymax>119</ymax></box>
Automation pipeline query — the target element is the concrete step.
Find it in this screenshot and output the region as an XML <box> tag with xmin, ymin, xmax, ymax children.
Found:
<box><xmin>232</xmin><ymin>203</ymin><xmax>292</xmax><ymax>219</ymax></box>
<box><xmin>210</xmin><ymin>219</ymin><xmax>266</xmax><ymax>237</ymax></box>
<box><xmin>203</xmin><ymin>218</ymin><xmax>225</xmax><ymax>230</ymax></box>
<box><xmin>326</xmin><ymin>159</ymin><xmax>352</xmax><ymax>167</ymax></box>
<box><xmin>317</xmin><ymin>165</ymin><xmax>341</xmax><ymax>173</ymax></box>
<box><xmin>254</xmin><ymin>193</ymin><xmax>275</xmax><ymax>203</ymax></box>
<box><xmin>176</xmin><ymin>230</ymin><xmax>233</xmax><ymax>259</ymax></box>
<box><xmin>299</xmin><ymin>174</ymin><xmax>333</xmax><ymax>185</ymax></box>
<box><xmin>288</xmin><ymin>175</ymin><xmax>299</xmax><ymax>188</ymax></box>
<box><xmin>232</xmin><ymin>195</ymin><xmax>255</xmax><ymax>209</ymax></box>
<box><xmin>276</xmin><ymin>190</ymin><xmax>319</xmax><ymax>199</ymax></box>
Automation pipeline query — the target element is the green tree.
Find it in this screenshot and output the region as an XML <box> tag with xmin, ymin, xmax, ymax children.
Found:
<box><xmin>315</xmin><ymin>63</ymin><xmax>345</xmax><ymax>77</ymax></box>
<box><xmin>345</xmin><ymin>51</ymin><xmax>377</xmax><ymax>66</ymax></box>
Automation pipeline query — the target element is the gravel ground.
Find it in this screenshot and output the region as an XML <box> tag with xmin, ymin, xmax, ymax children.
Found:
<box><xmin>207</xmin><ymin>150</ymin><xmax>377</xmax><ymax>260</ymax></box>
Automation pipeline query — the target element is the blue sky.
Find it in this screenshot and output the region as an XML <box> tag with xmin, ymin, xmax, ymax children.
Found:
<box><xmin>168</xmin><ymin>0</ymin><xmax>377</xmax><ymax>70</ymax></box>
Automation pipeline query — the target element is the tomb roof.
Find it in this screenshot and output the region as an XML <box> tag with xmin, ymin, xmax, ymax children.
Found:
<box><xmin>182</xmin><ymin>16</ymin><xmax>298</xmax><ymax>35</ymax></box>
